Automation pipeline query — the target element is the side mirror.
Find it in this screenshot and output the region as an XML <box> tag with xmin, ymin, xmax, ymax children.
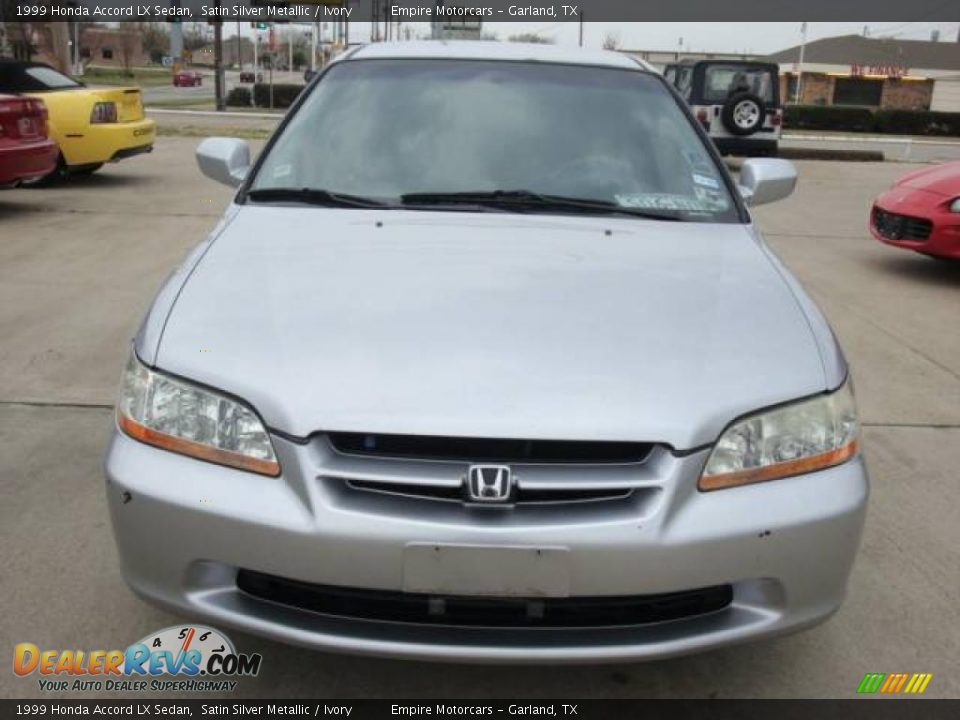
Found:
<box><xmin>196</xmin><ymin>137</ymin><xmax>250</xmax><ymax>188</ymax></box>
<box><xmin>738</xmin><ymin>158</ymin><xmax>797</xmax><ymax>206</ymax></box>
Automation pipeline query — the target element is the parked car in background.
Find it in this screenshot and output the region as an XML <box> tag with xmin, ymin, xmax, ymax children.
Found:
<box><xmin>870</xmin><ymin>161</ymin><xmax>960</xmax><ymax>260</ymax></box>
<box><xmin>0</xmin><ymin>93</ymin><xmax>58</xmax><ymax>187</ymax></box>
<box><xmin>107</xmin><ymin>43</ymin><xmax>867</xmax><ymax>664</ymax></box>
<box><xmin>173</xmin><ymin>70</ymin><xmax>203</xmax><ymax>87</ymax></box>
<box><xmin>0</xmin><ymin>59</ymin><xmax>155</xmax><ymax>183</ymax></box>
<box><xmin>663</xmin><ymin>60</ymin><xmax>782</xmax><ymax>157</ymax></box>
<box><xmin>239</xmin><ymin>71</ymin><xmax>255</xmax><ymax>84</ymax></box>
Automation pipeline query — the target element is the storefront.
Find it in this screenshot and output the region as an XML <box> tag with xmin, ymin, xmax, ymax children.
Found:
<box><xmin>767</xmin><ymin>34</ymin><xmax>960</xmax><ymax>112</ymax></box>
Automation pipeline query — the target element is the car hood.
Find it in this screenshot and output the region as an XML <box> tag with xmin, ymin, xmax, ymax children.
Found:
<box><xmin>154</xmin><ymin>207</ymin><xmax>827</xmax><ymax>450</ymax></box>
<box><xmin>877</xmin><ymin>184</ymin><xmax>946</xmax><ymax>212</ymax></box>
<box><xmin>896</xmin><ymin>161</ymin><xmax>960</xmax><ymax>197</ymax></box>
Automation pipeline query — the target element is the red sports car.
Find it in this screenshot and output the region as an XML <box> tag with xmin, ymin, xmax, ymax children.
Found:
<box><xmin>172</xmin><ymin>71</ymin><xmax>203</xmax><ymax>87</ymax></box>
<box><xmin>870</xmin><ymin>161</ymin><xmax>960</xmax><ymax>260</ymax></box>
<box><xmin>0</xmin><ymin>93</ymin><xmax>58</xmax><ymax>187</ymax></box>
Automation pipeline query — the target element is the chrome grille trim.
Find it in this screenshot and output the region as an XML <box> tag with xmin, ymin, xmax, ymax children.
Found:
<box><xmin>312</xmin><ymin>437</ymin><xmax>671</xmax><ymax>510</ymax></box>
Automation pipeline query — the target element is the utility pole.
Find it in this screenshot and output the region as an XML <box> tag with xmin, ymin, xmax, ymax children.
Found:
<box><xmin>236</xmin><ymin>21</ymin><xmax>241</xmax><ymax>69</ymax></box>
<box><xmin>579</xmin><ymin>11</ymin><xmax>583</xmax><ymax>47</ymax></box>
<box><xmin>213</xmin><ymin>7</ymin><xmax>225</xmax><ymax>111</ymax></box>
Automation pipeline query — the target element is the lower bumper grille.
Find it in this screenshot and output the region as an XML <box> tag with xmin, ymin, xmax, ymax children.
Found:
<box><xmin>873</xmin><ymin>206</ymin><xmax>932</xmax><ymax>241</ymax></box>
<box><xmin>236</xmin><ymin>570</ymin><xmax>733</xmax><ymax>629</ymax></box>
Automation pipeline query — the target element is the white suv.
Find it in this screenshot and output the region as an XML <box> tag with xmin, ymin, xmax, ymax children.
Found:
<box><xmin>664</xmin><ymin>60</ymin><xmax>783</xmax><ymax>157</ymax></box>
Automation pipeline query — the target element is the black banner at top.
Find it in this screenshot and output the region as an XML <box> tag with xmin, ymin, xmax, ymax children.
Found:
<box><xmin>3</xmin><ymin>0</ymin><xmax>960</xmax><ymax>22</ymax></box>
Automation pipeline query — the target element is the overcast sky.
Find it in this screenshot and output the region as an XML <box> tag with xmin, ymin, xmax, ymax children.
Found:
<box><xmin>227</xmin><ymin>21</ymin><xmax>960</xmax><ymax>54</ymax></box>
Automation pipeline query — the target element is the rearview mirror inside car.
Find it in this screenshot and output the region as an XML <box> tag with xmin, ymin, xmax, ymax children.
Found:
<box><xmin>196</xmin><ymin>137</ymin><xmax>251</xmax><ymax>188</ymax></box>
<box><xmin>738</xmin><ymin>158</ymin><xmax>797</xmax><ymax>206</ymax></box>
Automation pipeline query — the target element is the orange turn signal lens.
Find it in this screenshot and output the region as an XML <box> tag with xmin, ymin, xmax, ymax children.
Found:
<box><xmin>699</xmin><ymin>438</ymin><xmax>858</xmax><ymax>491</ymax></box>
<box><xmin>118</xmin><ymin>412</ymin><xmax>281</xmax><ymax>477</ymax></box>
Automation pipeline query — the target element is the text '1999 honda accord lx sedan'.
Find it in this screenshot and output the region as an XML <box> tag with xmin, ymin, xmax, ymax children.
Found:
<box><xmin>105</xmin><ymin>42</ymin><xmax>868</xmax><ymax>663</ymax></box>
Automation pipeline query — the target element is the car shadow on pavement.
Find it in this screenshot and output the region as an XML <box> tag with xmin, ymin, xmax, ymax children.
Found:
<box><xmin>868</xmin><ymin>253</ymin><xmax>960</xmax><ymax>287</ymax></box>
<box><xmin>61</xmin><ymin>172</ymin><xmax>156</xmax><ymax>189</ymax></box>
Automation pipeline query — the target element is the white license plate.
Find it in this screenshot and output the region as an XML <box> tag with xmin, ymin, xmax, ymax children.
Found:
<box><xmin>403</xmin><ymin>543</ymin><xmax>570</xmax><ymax>597</ymax></box>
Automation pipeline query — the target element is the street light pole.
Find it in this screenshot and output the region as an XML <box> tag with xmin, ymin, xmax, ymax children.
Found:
<box><xmin>795</xmin><ymin>22</ymin><xmax>808</xmax><ymax>104</ymax></box>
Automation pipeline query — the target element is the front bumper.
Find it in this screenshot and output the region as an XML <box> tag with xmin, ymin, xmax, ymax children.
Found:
<box><xmin>871</xmin><ymin>203</ymin><xmax>960</xmax><ymax>260</ymax></box>
<box><xmin>105</xmin><ymin>428</ymin><xmax>868</xmax><ymax>663</ymax></box>
<box><xmin>60</xmin><ymin>118</ymin><xmax>156</xmax><ymax>167</ymax></box>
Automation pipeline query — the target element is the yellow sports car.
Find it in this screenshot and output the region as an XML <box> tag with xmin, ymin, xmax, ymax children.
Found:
<box><xmin>0</xmin><ymin>59</ymin><xmax>155</xmax><ymax>182</ymax></box>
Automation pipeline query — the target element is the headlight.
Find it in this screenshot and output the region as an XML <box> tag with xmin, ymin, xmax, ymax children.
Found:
<box><xmin>117</xmin><ymin>351</ymin><xmax>280</xmax><ymax>476</ymax></box>
<box><xmin>949</xmin><ymin>198</ymin><xmax>960</xmax><ymax>213</ymax></box>
<box><xmin>699</xmin><ymin>380</ymin><xmax>859</xmax><ymax>491</ymax></box>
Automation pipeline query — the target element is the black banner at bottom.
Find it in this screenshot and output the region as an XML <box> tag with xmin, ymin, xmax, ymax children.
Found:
<box><xmin>2</xmin><ymin>700</ymin><xmax>958</xmax><ymax>720</ymax></box>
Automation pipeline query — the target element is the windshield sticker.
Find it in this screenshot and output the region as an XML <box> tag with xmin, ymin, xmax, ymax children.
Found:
<box><xmin>692</xmin><ymin>173</ymin><xmax>721</xmax><ymax>190</ymax></box>
<box><xmin>614</xmin><ymin>193</ymin><xmax>716</xmax><ymax>212</ymax></box>
<box><xmin>272</xmin><ymin>163</ymin><xmax>292</xmax><ymax>179</ymax></box>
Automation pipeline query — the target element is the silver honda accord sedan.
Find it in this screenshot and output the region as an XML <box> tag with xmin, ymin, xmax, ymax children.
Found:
<box><xmin>105</xmin><ymin>42</ymin><xmax>868</xmax><ymax>663</ymax></box>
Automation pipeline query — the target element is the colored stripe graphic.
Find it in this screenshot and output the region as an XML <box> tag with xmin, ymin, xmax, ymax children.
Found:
<box><xmin>904</xmin><ymin>674</ymin><xmax>934</xmax><ymax>694</ymax></box>
<box><xmin>857</xmin><ymin>672</ymin><xmax>932</xmax><ymax>695</ymax></box>
<box><xmin>857</xmin><ymin>673</ymin><xmax>886</xmax><ymax>694</ymax></box>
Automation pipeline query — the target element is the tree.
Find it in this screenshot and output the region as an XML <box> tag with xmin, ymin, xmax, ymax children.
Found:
<box><xmin>139</xmin><ymin>21</ymin><xmax>169</xmax><ymax>64</ymax></box>
<box><xmin>602</xmin><ymin>33</ymin><xmax>622</xmax><ymax>51</ymax></box>
<box><xmin>508</xmin><ymin>33</ymin><xmax>554</xmax><ymax>44</ymax></box>
<box><xmin>117</xmin><ymin>29</ymin><xmax>140</xmax><ymax>75</ymax></box>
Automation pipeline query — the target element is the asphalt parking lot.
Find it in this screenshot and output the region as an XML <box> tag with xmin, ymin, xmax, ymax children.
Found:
<box><xmin>1</xmin><ymin>137</ymin><xmax>958</xmax><ymax>699</ymax></box>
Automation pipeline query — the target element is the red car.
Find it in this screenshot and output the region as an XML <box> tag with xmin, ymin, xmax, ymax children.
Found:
<box><xmin>870</xmin><ymin>161</ymin><xmax>960</xmax><ymax>260</ymax></box>
<box><xmin>0</xmin><ymin>94</ymin><xmax>58</xmax><ymax>187</ymax></box>
<box><xmin>172</xmin><ymin>71</ymin><xmax>202</xmax><ymax>87</ymax></box>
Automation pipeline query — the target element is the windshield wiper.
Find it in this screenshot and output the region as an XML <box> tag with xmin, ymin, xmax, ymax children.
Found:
<box><xmin>246</xmin><ymin>187</ymin><xmax>390</xmax><ymax>209</ymax></box>
<box><xmin>400</xmin><ymin>190</ymin><xmax>686</xmax><ymax>221</ymax></box>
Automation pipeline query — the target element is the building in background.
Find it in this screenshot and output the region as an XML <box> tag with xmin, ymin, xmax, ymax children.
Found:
<box><xmin>431</xmin><ymin>20</ymin><xmax>483</xmax><ymax>40</ymax></box>
<box><xmin>3</xmin><ymin>24</ymin><xmax>146</xmax><ymax>71</ymax></box>
<box><xmin>767</xmin><ymin>34</ymin><xmax>960</xmax><ymax>112</ymax></box>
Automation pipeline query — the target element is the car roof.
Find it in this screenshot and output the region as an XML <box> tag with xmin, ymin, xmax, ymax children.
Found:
<box><xmin>347</xmin><ymin>41</ymin><xmax>654</xmax><ymax>72</ymax></box>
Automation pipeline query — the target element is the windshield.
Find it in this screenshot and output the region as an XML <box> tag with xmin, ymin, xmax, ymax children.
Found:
<box><xmin>703</xmin><ymin>65</ymin><xmax>775</xmax><ymax>104</ymax></box>
<box><xmin>250</xmin><ymin>59</ymin><xmax>739</xmax><ymax>223</ymax></box>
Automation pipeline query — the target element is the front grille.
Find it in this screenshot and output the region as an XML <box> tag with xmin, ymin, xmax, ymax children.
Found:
<box><xmin>327</xmin><ymin>432</ymin><xmax>654</xmax><ymax>464</ymax></box>
<box><xmin>873</xmin><ymin>206</ymin><xmax>932</xmax><ymax>241</ymax></box>
<box><xmin>344</xmin><ymin>478</ymin><xmax>632</xmax><ymax>505</ymax></box>
<box><xmin>236</xmin><ymin>570</ymin><xmax>733</xmax><ymax>629</ymax></box>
